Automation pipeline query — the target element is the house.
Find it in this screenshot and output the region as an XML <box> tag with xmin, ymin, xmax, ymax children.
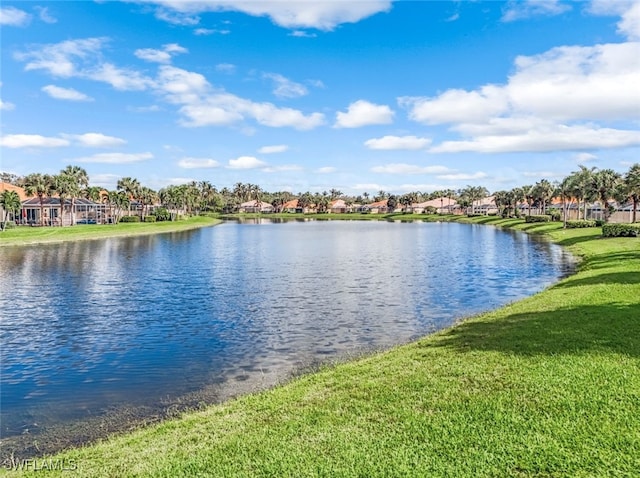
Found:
<box><xmin>329</xmin><ymin>199</ymin><xmax>348</xmax><ymax>214</ymax></box>
<box><xmin>21</xmin><ymin>197</ymin><xmax>107</xmax><ymax>225</ymax></box>
<box><xmin>282</xmin><ymin>199</ymin><xmax>303</xmax><ymax>213</ymax></box>
<box><xmin>238</xmin><ymin>200</ymin><xmax>274</xmax><ymax>213</ymax></box>
<box><xmin>0</xmin><ymin>182</ymin><xmax>29</xmax><ymax>222</ymax></box>
<box><xmin>412</xmin><ymin>197</ymin><xmax>454</xmax><ymax>214</ymax></box>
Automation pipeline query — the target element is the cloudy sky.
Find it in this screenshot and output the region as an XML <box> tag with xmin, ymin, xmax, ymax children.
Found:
<box><xmin>1</xmin><ymin>0</ymin><xmax>639</xmax><ymax>194</ymax></box>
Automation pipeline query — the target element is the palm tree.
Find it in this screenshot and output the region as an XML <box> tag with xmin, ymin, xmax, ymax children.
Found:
<box><xmin>53</xmin><ymin>174</ymin><xmax>75</xmax><ymax>226</ymax></box>
<box><xmin>591</xmin><ymin>169</ymin><xmax>621</xmax><ymax>222</ymax></box>
<box><xmin>82</xmin><ymin>186</ymin><xmax>102</xmax><ymax>202</ymax></box>
<box><xmin>23</xmin><ymin>173</ymin><xmax>54</xmax><ymax>226</ymax></box>
<box><xmin>555</xmin><ymin>177</ymin><xmax>575</xmax><ymax>228</ymax></box>
<box><xmin>60</xmin><ymin>165</ymin><xmax>89</xmax><ymax>225</ymax></box>
<box><xmin>386</xmin><ymin>194</ymin><xmax>398</xmax><ymax>212</ymax></box>
<box><xmin>493</xmin><ymin>190</ymin><xmax>509</xmax><ymax>217</ymax></box>
<box><xmin>106</xmin><ymin>190</ymin><xmax>130</xmax><ymax>224</ymax></box>
<box><xmin>444</xmin><ymin>189</ymin><xmax>456</xmax><ymax>214</ymax></box>
<box><xmin>117</xmin><ymin>177</ymin><xmax>141</xmax><ymax>216</ymax></box>
<box><xmin>521</xmin><ymin>184</ymin><xmax>535</xmax><ymax>216</ymax></box>
<box><xmin>566</xmin><ymin>166</ymin><xmax>596</xmax><ymax>220</ymax></box>
<box><xmin>532</xmin><ymin>179</ymin><xmax>554</xmax><ymax>215</ymax></box>
<box><xmin>616</xmin><ymin>163</ymin><xmax>640</xmax><ymax>223</ymax></box>
<box><xmin>329</xmin><ymin>189</ymin><xmax>343</xmax><ymax>200</ymax></box>
<box><xmin>0</xmin><ymin>190</ymin><xmax>21</xmax><ymax>230</ymax></box>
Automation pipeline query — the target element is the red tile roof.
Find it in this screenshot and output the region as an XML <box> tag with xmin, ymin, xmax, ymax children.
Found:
<box><xmin>0</xmin><ymin>182</ymin><xmax>29</xmax><ymax>201</ymax></box>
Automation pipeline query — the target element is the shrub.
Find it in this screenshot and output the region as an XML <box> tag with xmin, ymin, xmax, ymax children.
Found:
<box><xmin>566</xmin><ymin>220</ymin><xmax>596</xmax><ymax>228</ymax></box>
<box><xmin>154</xmin><ymin>207</ymin><xmax>171</xmax><ymax>222</ymax></box>
<box><xmin>466</xmin><ymin>213</ymin><xmax>483</xmax><ymax>217</ymax></box>
<box><xmin>595</xmin><ymin>219</ymin><xmax>606</xmax><ymax>227</ymax></box>
<box><xmin>425</xmin><ymin>206</ymin><xmax>438</xmax><ymax>215</ymax></box>
<box><xmin>549</xmin><ymin>211</ymin><xmax>561</xmax><ymax>222</ymax></box>
<box><xmin>143</xmin><ymin>216</ymin><xmax>157</xmax><ymax>223</ymax></box>
<box><xmin>525</xmin><ymin>215</ymin><xmax>551</xmax><ymax>223</ymax></box>
<box><xmin>120</xmin><ymin>215</ymin><xmax>141</xmax><ymax>223</ymax></box>
<box><xmin>602</xmin><ymin>223</ymin><xmax>640</xmax><ymax>237</ymax></box>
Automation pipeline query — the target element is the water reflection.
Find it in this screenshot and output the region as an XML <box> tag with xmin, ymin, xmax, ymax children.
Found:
<box><xmin>0</xmin><ymin>221</ymin><xmax>573</xmax><ymax>454</ymax></box>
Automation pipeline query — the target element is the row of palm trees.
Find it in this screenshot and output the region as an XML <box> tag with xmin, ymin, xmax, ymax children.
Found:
<box><xmin>493</xmin><ymin>164</ymin><xmax>640</xmax><ymax>224</ymax></box>
<box><xmin>2</xmin><ymin>163</ymin><xmax>639</xmax><ymax>227</ymax></box>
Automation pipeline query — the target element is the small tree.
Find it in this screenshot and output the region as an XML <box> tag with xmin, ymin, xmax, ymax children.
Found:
<box><xmin>0</xmin><ymin>190</ymin><xmax>21</xmax><ymax>230</ymax></box>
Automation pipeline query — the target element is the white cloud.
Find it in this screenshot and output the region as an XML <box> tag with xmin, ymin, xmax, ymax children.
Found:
<box><xmin>134</xmin><ymin>43</ymin><xmax>187</xmax><ymax>64</ymax></box>
<box><xmin>135</xmin><ymin>48</ymin><xmax>172</xmax><ymax>64</ymax></box>
<box><xmin>522</xmin><ymin>171</ymin><xmax>560</xmax><ymax>178</ymax></box>
<box><xmin>0</xmin><ymin>99</ymin><xmax>15</xmax><ymax>111</ymax></box>
<box><xmin>89</xmin><ymin>63</ymin><xmax>154</xmax><ymax>91</ymax></box>
<box><xmin>315</xmin><ymin>166</ymin><xmax>336</xmax><ymax>174</ymax></box>
<box><xmin>154</xmin><ymin>9</ymin><xmax>199</xmax><ymax>26</ymax></box>
<box><xmin>364</xmin><ymin>135</ymin><xmax>431</xmax><ymax>150</ymax></box>
<box><xmin>575</xmin><ymin>152</ymin><xmax>597</xmax><ymax>163</ymax></box>
<box><xmin>140</xmin><ymin>1</ymin><xmax>393</xmax><ymax>31</ymax></box>
<box><xmin>0</xmin><ymin>134</ymin><xmax>69</xmax><ymax>148</ymax></box>
<box><xmin>215</xmin><ymin>63</ymin><xmax>236</xmax><ymax>73</ymax></box>
<box><xmin>371</xmin><ymin>163</ymin><xmax>452</xmax><ymax>175</ymax></box>
<box><xmin>502</xmin><ymin>0</ymin><xmax>571</xmax><ymax>22</ymax></box>
<box><xmin>400</xmin><ymin>85</ymin><xmax>508</xmax><ymax>125</ymax></box>
<box><xmin>227</xmin><ymin>156</ymin><xmax>267</xmax><ymax>169</ymax></box>
<box><xmin>0</xmin><ymin>6</ymin><xmax>31</xmax><ymax>26</ymax></box>
<box><xmin>436</xmin><ymin>172</ymin><xmax>488</xmax><ymax>181</ymax></box>
<box><xmin>289</xmin><ymin>30</ymin><xmax>317</xmax><ymax>38</ymax></box>
<box><xmin>258</xmin><ymin>144</ymin><xmax>289</xmax><ymax>154</ymax></box>
<box><xmin>16</xmin><ymin>37</ymin><xmax>106</xmax><ymax>77</ymax></box>
<box><xmin>90</xmin><ymin>173</ymin><xmax>120</xmax><ymax>189</ymax></box>
<box><xmin>63</xmin><ymin>133</ymin><xmax>127</xmax><ymax>147</ymax></box>
<box><xmin>156</xmin><ymin>66</ymin><xmax>325</xmax><ymax>130</ymax></box>
<box><xmin>34</xmin><ymin>6</ymin><xmax>57</xmax><ymax>24</ymax></box>
<box><xmin>405</xmin><ymin>37</ymin><xmax>640</xmax><ymax>154</ymax></box>
<box><xmin>72</xmin><ymin>152</ymin><xmax>153</xmax><ymax>164</ymax></box>
<box><xmin>335</xmin><ymin>100</ymin><xmax>394</xmax><ymax>128</ymax></box>
<box><xmin>128</xmin><ymin>105</ymin><xmax>162</xmax><ymax>113</ymax></box>
<box><xmin>430</xmin><ymin>125</ymin><xmax>640</xmax><ymax>154</ymax></box>
<box><xmin>263</xmin><ymin>73</ymin><xmax>308</xmax><ymax>98</ymax></box>
<box><xmin>15</xmin><ymin>37</ymin><xmax>155</xmax><ymax>91</ymax></box>
<box><xmin>194</xmin><ymin>28</ymin><xmax>230</xmax><ymax>36</ymax></box>
<box><xmin>42</xmin><ymin>85</ymin><xmax>93</xmax><ymax>101</ymax></box>
<box><xmin>177</xmin><ymin>157</ymin><xmax>220</xmax><ymax>169</ymax></box>
<box><xmin>589</xmin><ymin>0</ymin><xmax>640</xmax><ymax>41</ymax></box>
<box><xmin>262</xmin><ymin>164</ymin><xmax>303</xmax><ymax>173</ymax></box>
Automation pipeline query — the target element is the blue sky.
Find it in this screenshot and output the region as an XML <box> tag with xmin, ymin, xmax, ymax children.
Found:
<box><xmin>1</xmin><ymin>0</ymin><xmax>639</xmax><ymax>195</ymax></box>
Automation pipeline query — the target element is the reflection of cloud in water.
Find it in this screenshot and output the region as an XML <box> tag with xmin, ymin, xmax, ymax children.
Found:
<box><xmin>0</xmin><ymin>221</ymin><xmax>574</xmax><ymax>457</ymax></box>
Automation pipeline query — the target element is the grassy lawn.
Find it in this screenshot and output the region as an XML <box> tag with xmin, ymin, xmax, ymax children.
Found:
<box><xmin>3</xmin><ymin>217</ymin><xmax>639</xmax><ymax>477</ymax></box>
<box><xmin>0</xmin><ymin>216</ymin><xmax>220</xmax><ymax>247</ymax></box>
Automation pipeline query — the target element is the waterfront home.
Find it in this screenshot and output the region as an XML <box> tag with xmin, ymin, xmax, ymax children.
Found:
<box><xmin>239</xmin><ymin>200</ymin><xmax>275</xmax><ymax>213</ymax></box>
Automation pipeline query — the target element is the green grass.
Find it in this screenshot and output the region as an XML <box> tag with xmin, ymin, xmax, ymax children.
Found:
<box><xmin>3</xmin><ymin>217</ymin><xmax>639</xmax><ymax>477</ymax></box>
<box><xmin>0</xmin><ymin>216</ymin><xmax>220</xmax><ymax>247</ymax></box>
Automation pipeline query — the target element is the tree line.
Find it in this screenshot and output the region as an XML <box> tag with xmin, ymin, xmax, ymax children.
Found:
<box><xmin>1</xmin><ymin>163</ymin><xmax>639</xmax><ymax>227</ymax></box>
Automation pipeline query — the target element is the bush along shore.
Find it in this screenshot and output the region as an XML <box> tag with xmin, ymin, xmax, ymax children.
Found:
<box><xmin>2</xmin><ymin>216</ymin><xmax>639</xmax><ymax>477</ymax></box>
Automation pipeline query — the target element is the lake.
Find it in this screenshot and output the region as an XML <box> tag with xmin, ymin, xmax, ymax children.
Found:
<box><xmin>0</xmin><ymin>220</ymin><xmax>574</xmax><ymax>457</ymax></box>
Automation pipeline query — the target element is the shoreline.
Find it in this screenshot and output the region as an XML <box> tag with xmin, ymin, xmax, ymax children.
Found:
<box><xmin>0</xmin><ymin>216</ymin><xmax>221</xmax><ymax>247</ymax></box>
<box><xmin>2</xmin><ymin>216</ymin><xmax>638</xmax><ymax>476</ymax></box>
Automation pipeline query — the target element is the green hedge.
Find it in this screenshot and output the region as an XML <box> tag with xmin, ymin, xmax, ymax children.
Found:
<box><xmin>143</xmin><ymin>216</ymin><xmax>157</xmax><ymax>222</ymax></box>
<box><xmin>525</xmin><ymin>215</ymin><xmax>551</xmax><ymax>223</ymax></box>
<box><xmin>566</xmin><ymin>220</ymin><xmax>596</xmax><ymax>228</ymax></box>
<box><xmin>602</xmin><ymin>223</ymin><xmax>640</xmax><ymax>237</ymax></box>
<box><xmin>120</xmin><ymin>215</ymin><xmax>141</xmax><ymax>223</ymax></box>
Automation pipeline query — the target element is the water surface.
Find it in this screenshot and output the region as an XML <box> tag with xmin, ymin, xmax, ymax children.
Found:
<box><xmin>0</xmin><ymin>220</ymin><xmax>574</xmax><ymax>455</ymax></box>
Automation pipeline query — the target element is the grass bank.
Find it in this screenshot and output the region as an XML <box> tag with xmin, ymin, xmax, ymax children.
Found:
<box><xmin>3</xmin><ymin>217</ymin><xmax>639</xmax><ymax>477</ymax></box>
<box><xmin>0</xmin><ymin>216</ymin><xmax>221</xmax><ymax>247</ymax></box>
